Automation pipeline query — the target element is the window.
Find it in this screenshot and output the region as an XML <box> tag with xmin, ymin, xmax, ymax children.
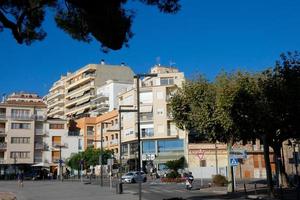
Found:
<box><xmin>49</xmin><ymin>124</ymin><xmax>64</xmax><ymax>129</ymax></box>
<box><xmin>11</xmin><ymin>109</ymin><xmax>30</xmax><ymax>118</ymax></box>
<box><xmin>121</xmin><ymin>144</ymin><xmax>128</xmax><ymax>155</ymax></box>
<box><xmin>160</xmin><ymin>77</ymin><xmax>174</xmax><ymax>85</ymax></box>
<box><xmin>142</xmin><ymin>140</ymin><xmax>155</xmax><ymax>154</ymax></box>
<box><xmin>115</xmin><ymin>134</ymin><xmax>118</xmax><ymax>139</ymax></box>
<box><xmin>78</xmin><ymin>139</ymin><xmax>82</xmax><ymax>150</ymax></box>
<box><xmin>158</xmin><ymin>139</ymin><xmax>184</xmax><ymax>153</ymax></box>
<box><xmin>87</xmin><ymin>126</ymin><xmax>94</xmax><ymax>135</ymax></box>
<box><xmin>115</xmin><ymin>119</ymin><xmax>118</xmax><ymax>125</ymax></box>
<box><xmin>11</xmin><ymin>137</ymin><xmax>30</xmax><ymax>144</ymax></box>
<box><xmin>11</xmin><ymin>123</ymin><xmax>31</xmax><ymax>129</ymax></box>
<box><xmin>200</xmin><ymin>160</ymin><xmax>207</xmax><ymax>167</ymax></box>
<box><xmin>111</xmin><ymin>135</ymin><xmax>114</xmax><ymax>140</ymax></box>
<box><xmin>10</xmin><ymin>151</ymin><xmax>30</xmax><ymax>159</ymax></box>
<box><xmin>142</xmin><ymin>128</ymin><xmax>154</xmax><ymax>137</ymax></box>
<box><xmin>130</xmin><ymin>143</ymin><xmax>138</xmax><ymax>155</ymax></box>
<box><xmin>140</xmin><ymin>92</ymin><xmax>153</xmax><ymax>104</ymax></box>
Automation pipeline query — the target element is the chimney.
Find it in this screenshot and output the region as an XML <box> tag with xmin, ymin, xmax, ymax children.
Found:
<box><xmin>100</xmin><ymin>59</ymin><xmax>105</xmax><ymax>65</ymax></box>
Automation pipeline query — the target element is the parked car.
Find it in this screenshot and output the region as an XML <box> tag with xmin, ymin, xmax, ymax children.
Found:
<box><xmin>121</xmin><ymin>171</ymin><xmax>147</xmax><ymax>183</ymax></box>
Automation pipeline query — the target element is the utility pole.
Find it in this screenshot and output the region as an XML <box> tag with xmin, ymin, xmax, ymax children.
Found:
<box><xmin>134</xmin><ymin>73</ymin><xmax>157</xmax><ymax>200</ymax></box>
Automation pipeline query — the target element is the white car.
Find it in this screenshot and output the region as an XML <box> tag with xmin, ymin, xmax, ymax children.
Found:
<box><xmin>121</xmin><ymin>171</ymin><xmax>147</xmax><ymax>183</ymax></box>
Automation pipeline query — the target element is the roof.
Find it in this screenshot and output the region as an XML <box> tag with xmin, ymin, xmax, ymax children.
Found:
<box><xmin>0</xmin><ymin>101</ymin><xmax>47</xmax><ymax>108</ymax></box>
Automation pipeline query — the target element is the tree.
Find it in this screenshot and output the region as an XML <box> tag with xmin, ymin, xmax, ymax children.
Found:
<box><xmin>66</xmin><ymin>147</ymin><xmax>114</xmax><ymax>171</ymax></box>
<box><xmin>170</xmin><ymin>71</ymin><xmax>256</xmax><ymax>192</ymax></box>
<box><xmin>229</xmin><ymin>51</ymin><xmax>300</xmax><ymax>193</ymax></box>
<box><xmin>164</xmin><ymin>156</ymin><xmax>185</xmax><ymax>178</ymax></box>
<box><xmin>0</xmin><ymin>0</ymin><xmax>180</xmax><ymax>51</ymax></box>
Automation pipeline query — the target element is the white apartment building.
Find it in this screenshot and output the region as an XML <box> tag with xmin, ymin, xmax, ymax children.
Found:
<box><xmin>47</xmin><ymin>76</ymin><xmax>66</xmax><ymax>118</ymax></box>
<box><xmin>0</xmin><ymin>92</ymin><xmax>47</xmax><ymax>175</ymax></box>
<box><xmin>43</xmin><ymin>118</ymin><xmax>83</xmax><ymax>176</ymax></box>
<box><xmin>119</xmin><ymin>65</ymin><xmax>188</xmax><ymax>171</ymax></box>
<box><xmin>46</xmin><ymin>62</ymin><xmax>134</xmax><ymax>119</ymax></box>
<box><xmin>90</xmin><ymin>80</ymin><xmax>133</xmax><ymax>116</ymax></box>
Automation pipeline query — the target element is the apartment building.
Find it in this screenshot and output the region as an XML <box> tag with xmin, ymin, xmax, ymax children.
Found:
<box><xmin>43</xmin><ymin>118</ymin><xmax>83</xmax><ymax>175</ymax></box>
<box><xmin>47</xmin><ymin>76</ymin><xmax>66</xmax><ymax>118</ymax></box>
<box><xmin>76</xmin><ymin>110</ymin><xmax>120</xmax><ymax>159</ymax></box>
<box><xmin>118</xmin><ymin>65</ymin><xmax>188</xmax><ymax>171</ymax></box>
<box><xmin>90</xmin><ymin>80</ymin><xmax>133</xmax><ymax>116</ymax></box>
<box><xmin>46</xmin><ymin>62</ymin><xmax>134</xmax><ymax>119</ymax></box>
<box><xmin>0</xmin><ymin>92</ymin><xmax>47</xmax><ymax>174</ymax></box>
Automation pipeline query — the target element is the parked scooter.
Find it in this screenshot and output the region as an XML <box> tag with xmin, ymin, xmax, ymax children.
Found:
<box><xmin>185</xmin><ymin>173</ymin><xmax>194</xmax><ymax>190</ymax></box>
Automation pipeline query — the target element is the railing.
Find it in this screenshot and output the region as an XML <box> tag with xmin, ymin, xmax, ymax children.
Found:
<box><xmin>52</xmin><ymin>158</ymin><xmax>60</xmax><ymax>163</ymax></box>
<box><xmin>34</xmin><ymin>157</ymin><xmax>43</xmax><ymax>163</ymax></box>
<box><xmin>0</xmin><ymin>142</ymin><xmax>7</xmax><ymax>150</ymax></box>
<box><xmin>66</xmin><ymin>102</ymin><xmax>91</xmax><ymax>113</ymax></box>
<box><xmin>35</xmin><ymin>143</ymin><xmax>48</xmax><ymax>150</ymax></box>
<box><xmin>0</xmin><ymin>113</ymin><xmax>6</xmax><ymax>120</ymax></box>
<box><xmin>0</xmin><ymin>159</ymin><xmax>5</xmax><ymax>164</ymax></box>
<box><xmin>87</xmin><ymin>130</ymin><xmax>94</xmax><ymax>136</ymax></box>
<box><xmin>66</xmin><ymin>74</ymin><xmax>96</xmax><ymax>89</ymax></box>
<box><xmin>140</xmin><ymin>113</ymin><xmax>153</xmax><ymax>121</ymax></box>
<box><xmin>52</xmin><ymin>142</ymin><xmax>68</xmax><ymax>148</ymax></box>
<box><xmin>0</xmin><ymin>128</ymin><xmax>5</xmax><ymax>133</ymax></box>
<box><xmin>110</xmin><ymin>139</ymin><xmax>119</xmax><ymax>145</ymax></box>
<box><xmin>68</xmin><ymin>131</ymin><xmax>80</xmax><ymax>136</ymax></box>
<box><xmin>66</xmin><ymin>92</ymin><xmax>94</xmax><ymax>106</ymax></box>
<box><xmin>35</xmin><ymin>129</ymin><xmax>47</xmax><ymax>136</ymax></box>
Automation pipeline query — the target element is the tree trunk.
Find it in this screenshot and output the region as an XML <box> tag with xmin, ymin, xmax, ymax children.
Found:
<box><xmin>227</xmin><ymin>142</ymin><xmax>234</xmax><ymax>193</ymax></box>
<box><xmin>273</xmin><ymin>142</ymin><xmax>289</xmax><ymax>188</ymax></box>
<box><xmin>262</xmin><ymin>135</ymin><xmax>274</xmax><ymax>197</ymax></box>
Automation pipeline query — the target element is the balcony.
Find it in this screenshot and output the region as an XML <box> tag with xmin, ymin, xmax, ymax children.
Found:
<box><xmin>110</xmin><ymin>139</ymin><xmax>119</xmax><ymax>146</ymax></box>
<box><xmin>0</xmin><ymin>159</ymin><xmax>5</xmax><ymax>164</ymax></box>
<box><xmin>140</xmin><ymin>113</ymin><xmax>153</xmax><ymax>122</ymax></box>
<box><xmin>0</xmin><ymin>142</ymin><xmax>7</xmax><ymax>151</ymax></box>
<box><xmin>87</xmin><ymin>130</ymin><xmax>94</xmax><ymax>136</ymax></box>
<box><xmin>52</xmin><ymin>158</ymin><xmax>60</xmax><ymax>163</ymax></box>
<box><xmin>34</xmin><ymin>157</ymin><xmax>43</xmax><ymax>163</ymax></box>
<box><xmin>65</xmin><ymin>92</ymin><xmax>93</xmax><ymax>107</ymax></box>
<box><xmin>35</xmin><ymin>129</ymin><xmax>48</xmax><ymax>137</ymax></box>
<box><xmin>66</xmin><ymin>74</ymin><xmax>96</xmax><ymax>90</ymax></box>
<box><xmin>11</xmin><ymin>115</ymin><xmax>33</xmax><ymax>121</ymax></box>
<box><xmin>35</xmin><ymin>143</ymin><xmax>48</xmax><ymax>151</ymax></box>
<box><xmin>65</xmin><ymin>102</ymin><xmax>91</xmax><ymax>115</ymax></box>
<box><xmin>0</xmin><ymin>128</ymin><xmax>6</xmax><ymax>136</ymax></box>
<box><xmin>47</xmin><ymin>90</ymin><xmax>64</xmax><ymax>101</ymax></box>
<box><xmin>52</xmin><ymin>142</ymin><xmax>68</xmax><ymax>148</ymax></box>
<box><xmin>0</xmin><ymin>113</ymin><xmax>6</xmax><ymax>121</ymax></box>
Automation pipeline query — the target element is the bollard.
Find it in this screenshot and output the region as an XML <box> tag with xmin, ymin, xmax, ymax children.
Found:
<box><xmin>116</xmin><ymin>182</ymin><xmax>123</xmax><ymax>194</ymax></box>
<box><xmin>254</xmin><ymin>183</ymin><xmax>257</xmax><ymax>195</ymax></box>
<box><xmin>243</xmin><ymin>183</ymin><xmax>247</xmax><ymax>196</ymax></box>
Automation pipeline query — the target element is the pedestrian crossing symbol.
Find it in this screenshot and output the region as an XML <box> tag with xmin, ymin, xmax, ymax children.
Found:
<box><xmin>230</xmin><ymin>158</ymin><xmax>239</xmax><ymax>166</ymax></box>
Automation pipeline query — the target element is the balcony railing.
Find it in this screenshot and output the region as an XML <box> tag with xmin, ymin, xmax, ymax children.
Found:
<box><xmin>35</xmin><ymin>143</ymin><xmax>48</xmax><ymax>150</ymax></box>
<box><xmin>35</xmin><ymin>129</ymin><xmax>48</xmax><ymax>137</ymax></box>
<box><xmin>0</xmin><ymin>142</ymin><xmax>7</xmax><ymax>150</ymax></box>
<box><xmin>52</xmin><ymin>158</ymin><xmax>60</xmax><ymax>163</ymax></box>
<box><xmin>65</xmin><ymin>102</ymin><xmax>91</xmax><ymax>114</ymax></box>
<box><xmin>0</xmin><ymin>113</ymin><xmax>6</xmax><ymax>120</ymax></box>
<box><xmin>140</xmin><ymin>113</ymin><xmax>153</xmax><ymax>122</ymax></box>
<box><xmin>0</xmin><ymin>128</ymin><xmax>6</xmax><ymax>134</ymax></box>
<box><xmin>52</xmin><ymin>142</ymin><xmax>68</xmax><ymax>148</ymax></box>
<box><xmin>110</xmin><ymin>139</ymin><xmax>119</xmax><ymax>145</ymax></box>
<box><xmin>87</xmin><ymin>130</ymin><xmax>94</xmax><ymax>136</ymax></box>
<box><xmin>34</xmin><ymin>157</ymin><xmax>43</xmax><ymax>163</ymax></box>
<box><xmin>66</xmin><ymin>92</ymin><xmax>94</xmax><ymax>106</ymax></box>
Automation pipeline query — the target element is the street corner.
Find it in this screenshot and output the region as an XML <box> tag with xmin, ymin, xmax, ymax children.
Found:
<box><xmin>0</xmin><ymin>192</ymin><xmax>17</xmax><ymax>200</ymax></box>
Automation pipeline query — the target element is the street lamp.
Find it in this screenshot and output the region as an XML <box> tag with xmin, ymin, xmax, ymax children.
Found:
<box><xmin>100</xmin><ymin>121</ymin><xmax>111</xmax><ymax>187</ymax></box>
<box><xmin>53</xmin><ymin>143</ymin><xmax>68</xmax><ymax>181</ymax></box>
<box><xmin>134</xmin><ymin>73</ymin><xmax>157</xmax><ymax>200</ymax></box>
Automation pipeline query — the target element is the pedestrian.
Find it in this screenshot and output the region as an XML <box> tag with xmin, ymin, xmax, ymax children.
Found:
<box><xmin>17</xmin><ymin>172</ymin><xmax>24</xmax><ymax>188</ymax></box>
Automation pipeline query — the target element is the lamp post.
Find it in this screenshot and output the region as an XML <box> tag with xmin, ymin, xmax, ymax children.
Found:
<box><xmin>53</xmin><ymin>143</ymin><xmax>68</xmax><ymax>181</ymax></box>
<box><xmin>134</xmin><ymin>73</ymin><xmax>157</xmax><ymax>200</ymax></box>
<box><xmin>100</xmin><ymin>121</ymin><xmax>111</xmax><ymax>187</ymax></box>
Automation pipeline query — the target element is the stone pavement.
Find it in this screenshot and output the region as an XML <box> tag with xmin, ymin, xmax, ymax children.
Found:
<box><xmin>0</xmin><ymin>181</ymin><xmax>135</xmax><ymax>200</ymax></box>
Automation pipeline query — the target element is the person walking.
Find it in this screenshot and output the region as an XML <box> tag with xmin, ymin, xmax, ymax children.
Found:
<box><xmin>17</xmin><ymin>172</ymin><xmax>24</xmax><ymax>188</ymax></box>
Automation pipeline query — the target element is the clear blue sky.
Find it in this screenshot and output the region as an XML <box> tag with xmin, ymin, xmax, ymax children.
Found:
<box><xmin>1</xmin><ymin>0</ymin><xmax>300</xmax><ymax>96</ymax></box>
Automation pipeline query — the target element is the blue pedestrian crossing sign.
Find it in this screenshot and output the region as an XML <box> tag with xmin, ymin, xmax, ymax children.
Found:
<box><xmin>230</xmin><ymin>158</ymin><xmax>239</xmax><ymax>166</ymax></box>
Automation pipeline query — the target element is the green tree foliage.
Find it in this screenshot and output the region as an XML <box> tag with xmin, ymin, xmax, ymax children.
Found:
<box><xmin>164</xmin><ymin>156</ymin><xmax>184</xmax><ymax>178</ymax></box>
<box><xmin>0</xmin><ymin>0</ymin><xmax>180</xmax><ymax>51</ymax></box>
<box><xmin>66</xmin><ymin>147</ymin><xmax>114</xmax><ymax>170</ymax></box>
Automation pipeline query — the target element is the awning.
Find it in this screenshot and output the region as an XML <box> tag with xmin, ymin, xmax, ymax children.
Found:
<box><xmin>140</xmin><ymin>105</ymin><xmax>152</xmax><ymax>113</ymax></box>
<box><xmin>76</xmin><ymin>98</ymin><xmax>90</xmax><ymax>106</ymax></box>
<box><xmin>32</xmin><ymin>162</ymin><xmax>50</xmax><ymax>168</ymax></box>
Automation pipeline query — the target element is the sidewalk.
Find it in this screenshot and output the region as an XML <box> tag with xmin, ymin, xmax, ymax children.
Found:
<box><xmin>0</xmin><ymin>181</ymin><xmax>136</xmax><ymax>200</ymax></box>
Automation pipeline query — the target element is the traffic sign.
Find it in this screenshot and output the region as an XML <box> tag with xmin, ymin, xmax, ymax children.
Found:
<box><xmin>230</xmin><ymin>149</ymin><xmax>247</xmax><ymax>159</ymax></box>
<box><xmin>230</xmin><ymin>158</ymin><xmax>239</xmax><ymax>166</ymax></box>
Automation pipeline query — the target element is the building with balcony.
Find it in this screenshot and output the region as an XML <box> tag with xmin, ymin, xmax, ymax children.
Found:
<box><xmin>0</xmin><ymin>92</ymin><xmax>47</xmax><ymax>175</ymax></box>
<box><xmin>118</xmin><ymin>65</ymin><xmax>188</xmax><ymax>171</ymax></box>
<box><xmin>46</xmin><ymin>61</ymin><xmax>134</xmax><ymax>119</ymax></box>
<box><xmin>76</xmin><ymin>110</ymin><xmax>120</xmax><ymax>159</ymax></box>
<box><xmin>43</xmin><ymin>118</ymin><xmax>83</xmax><ymax>175</ymax></box>
<box><xmin>46</xmin><ymin>76</ymin><xmax>66</xmax><ymax>118</ymax></box>
<box><xmin>90</xmin><ymin>80</ymin><xmax>133</xmax><ymax>116</ymax></box>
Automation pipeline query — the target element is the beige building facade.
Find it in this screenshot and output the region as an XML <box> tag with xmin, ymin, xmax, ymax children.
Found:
<box><xmin>0</xmin><ymin>92</ymin><xmax>47</xmax><ymax>175</ymax></box>
<box><xmin>47</xmin><ymin>62</ymin><xmax>134</xmax><ymax>119</ymax></box>
<box><xmin>119</xmin><ymin>65</ymin><xmax>188</xmax><ymax>171</ymax></box>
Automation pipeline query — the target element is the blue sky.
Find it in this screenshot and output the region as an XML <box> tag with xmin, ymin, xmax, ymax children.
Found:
<box><xmin>1</xmin><ymin>0</ymin><xmax>300</xmax><ymax>96</ymax></box>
